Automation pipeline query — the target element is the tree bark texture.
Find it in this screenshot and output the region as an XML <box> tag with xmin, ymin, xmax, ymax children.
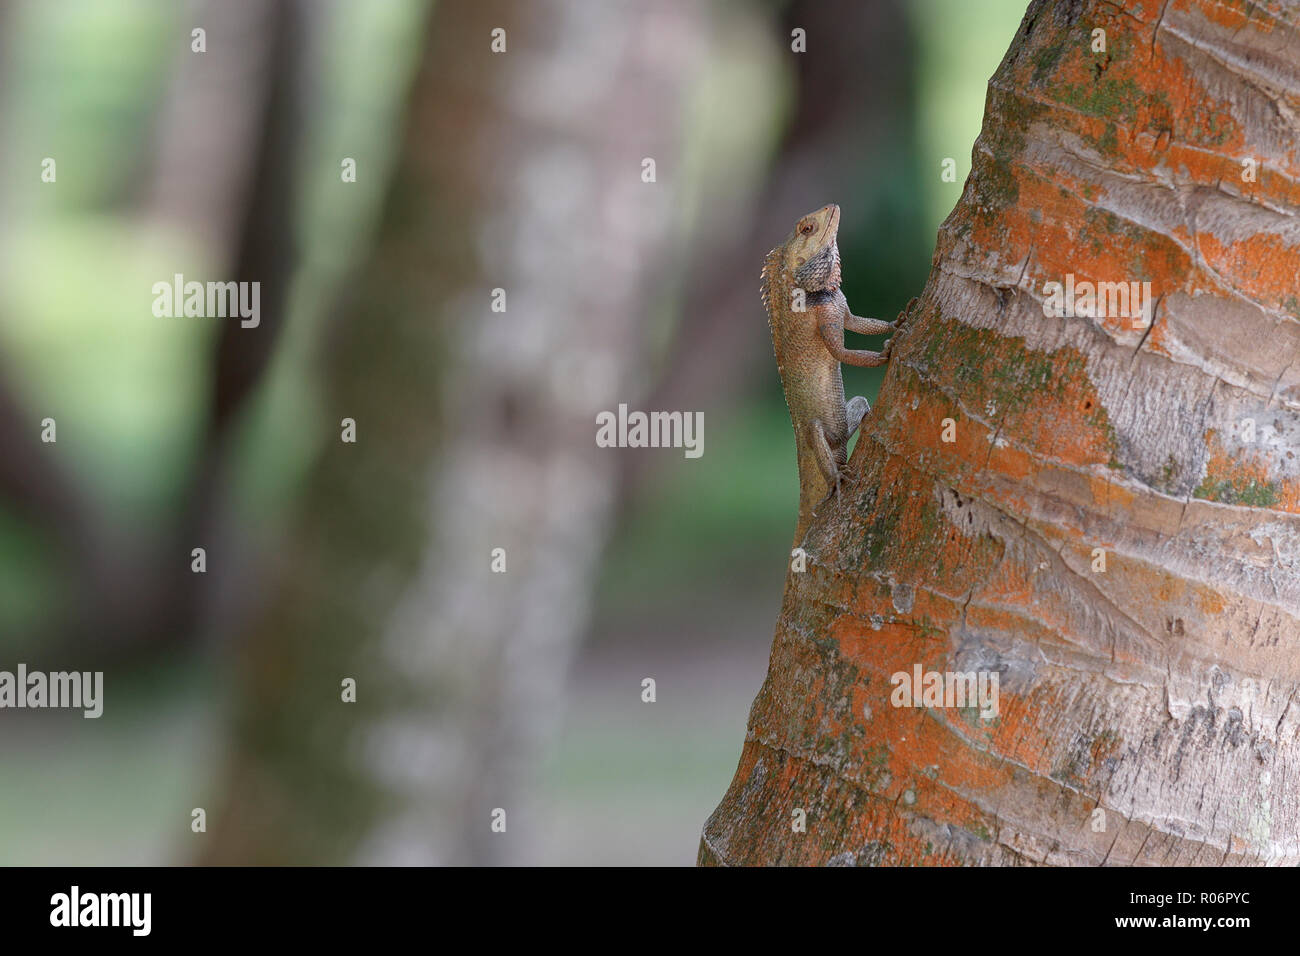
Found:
<box><xmin>703</xmin><ymin>0</ymin><xmax>1300</xmax><ymax>866</ymax></box>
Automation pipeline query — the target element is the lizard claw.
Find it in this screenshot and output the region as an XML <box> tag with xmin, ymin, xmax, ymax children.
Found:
<box><xmin>886</xmin><ymin>297</ymin><xmax>918</xmax><ymax>340</ymax></box>
<box><xmin>814</xmin><ymin>467</ymin><xmax>858</xmax><ymax>516</ymax></box>
<box><xmin>898</xmin><ymin>296</ymin><xmax>918</xmax><ymax>326</ymax></box>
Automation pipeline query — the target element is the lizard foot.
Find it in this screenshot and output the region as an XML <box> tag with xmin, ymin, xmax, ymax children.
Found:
<box><xmin>898</xmin><ymin>296</ymin><xmax>918</xmax><ymax>326</ymax></box>
<box><xmin>883</xmin><ymin>296</ymin><xmax>919</xmax><ymax>347</ymax></box>
<box><xmin>813</xmin><ymin>468</ymin><xmax>858</xmax><ymax>517</ymax></box>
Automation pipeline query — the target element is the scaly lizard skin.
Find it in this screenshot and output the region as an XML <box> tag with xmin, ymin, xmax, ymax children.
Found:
<box><xmin>762</xmin><ymin>203</ymin><xmax>907</xmax><ymax>545</ymax></box>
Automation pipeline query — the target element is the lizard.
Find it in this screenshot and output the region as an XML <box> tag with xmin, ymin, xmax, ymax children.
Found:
<box><xmin>761</xmin><ymin>203</ymin><xmax>909</xmax><ymax>546</ymax></box>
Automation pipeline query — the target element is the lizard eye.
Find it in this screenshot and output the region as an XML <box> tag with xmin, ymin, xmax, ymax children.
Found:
<box><xmin>799</xmin><ymin>221</ymin><xmax>815</xmax><ymax>235</ymax></box>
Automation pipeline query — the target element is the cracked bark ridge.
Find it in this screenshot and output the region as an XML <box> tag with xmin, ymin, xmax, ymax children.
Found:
<box><xmin>701</xmin><ymin>0</ymin><xmax>1300</xmax><ymax>866</ymax></box>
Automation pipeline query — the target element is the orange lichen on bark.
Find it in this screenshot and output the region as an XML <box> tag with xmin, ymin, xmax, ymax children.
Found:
<box><xmin>878</xmin><ymin>320</ymin><xmax>1120</xmax><ymax>478</ymax></box>
<box><xmin>703</xmin><ymin>0</ymin><xmax>1300</xmax><ymax>867</ymax></box>
<box><xmin>1196</xmin><ymin>233</ymin><xmax>1300</xmax><ymax>320</ymax></box>
<box><xmin>1196</xmin><ymin>427</ymin><xmax>1300</xmax><ymax>511</ymax></box>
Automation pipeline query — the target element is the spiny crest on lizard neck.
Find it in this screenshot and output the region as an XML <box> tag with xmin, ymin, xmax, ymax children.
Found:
<box><xmin>760</xmin><ymin>203</ymin><xmax>843</xmax><ymax>317</ymax></box>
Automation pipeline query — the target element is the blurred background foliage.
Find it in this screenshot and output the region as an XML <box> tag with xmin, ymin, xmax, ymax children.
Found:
<box><xmin>0</xmin><ymin>0</ymin><xmax>1026</xmax><ymax>864</ymax></box>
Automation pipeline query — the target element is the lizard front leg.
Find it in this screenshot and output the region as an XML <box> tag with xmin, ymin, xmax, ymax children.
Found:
<box><xmin>843</xmin><ymin>315</ymin><xmax>901</xmax><ymax>363</ymax></box>
<box><xmin>844</xmin><ymin>313</ymin><xmax>897</xmax><ymax>336</ymax></box>
<box><xmin>819</xmin><ymin>334</ymin><xmax>890</xmax><ymax>367</ymax></box>
<box><xmin>845</xmin><ymin>297</ymin><xmax>918</xmax><ymax>354</ymax></box>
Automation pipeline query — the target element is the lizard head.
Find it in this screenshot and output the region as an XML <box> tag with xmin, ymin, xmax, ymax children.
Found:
<box><xmin>783</xmin><ymin>203</ymin><xmax>842</xmax><ymax>293</ymax></box>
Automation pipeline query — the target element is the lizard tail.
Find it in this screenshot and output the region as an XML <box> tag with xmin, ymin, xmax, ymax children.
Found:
<box><xmin>792</xmin><ymin>450</ymin><xmax>828</xmax><ymax>547</ymax></box>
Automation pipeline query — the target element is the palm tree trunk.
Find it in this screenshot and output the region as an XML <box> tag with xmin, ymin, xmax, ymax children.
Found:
<box><xmin>703</xmin><ymin>0</ymin><xmax>1300</xmax><ymax>866</ymax></box>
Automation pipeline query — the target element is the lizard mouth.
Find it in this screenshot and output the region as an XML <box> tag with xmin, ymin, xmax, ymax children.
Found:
<box><xmin>818</xmin><ymin>204</ymin><xmax>840</xmax><ymax>243</ymax></box>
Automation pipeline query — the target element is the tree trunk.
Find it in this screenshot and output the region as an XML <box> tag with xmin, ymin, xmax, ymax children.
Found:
<box><xmin>702</xmin><ymin>0</ymin><xmax>1300</xmax><ymax>866</ymax></box>
<box><xmin>203</xmin><ymin>0</ymin><xmax>709</xmax><ymax>865</ymax></box>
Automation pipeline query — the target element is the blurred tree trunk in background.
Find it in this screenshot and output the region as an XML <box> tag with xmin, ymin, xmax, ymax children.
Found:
<box><xmin>204</xmin><ymin>0</ymin><xmax>709</xmax><ymax>864</ymax></box>
<box><xmin>144</xmin><ymin>0</ymin><xmax>297</xmax><ymax>255</ymax></box>
<box><xmin>151</xmin><ymin>0</ymin><xmax>306</xmax><ymax>657</ymax></box>
<box><xmin>703</xmin><ymin>0</ymin><xmax>1300</xmax><ymax>865</ymax></box>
